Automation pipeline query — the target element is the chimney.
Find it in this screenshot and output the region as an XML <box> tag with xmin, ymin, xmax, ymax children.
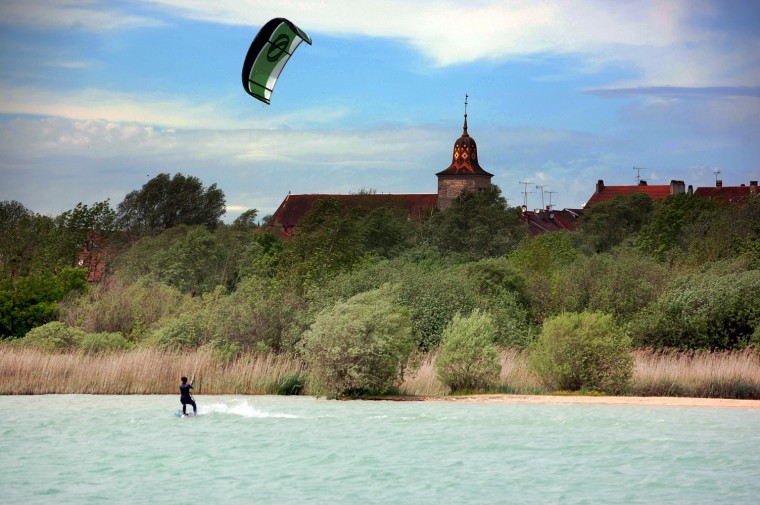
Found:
<box><xmin>595</xmin><ymin>179</ymin><xmax>605</xmax><ymax>194</ymax></box>
<box><xmin>670</xmin><ymin>180</ymin><xmax>685</xmax><ymax>195</ymax></box>
<box><xmin>639</xmin><ymin>180</ymin><xmax>648</xmax><ymax>186</ymax></box>
<box><xmin>751</xmin><ymin>181</ymin><xmax>758</xmax><ymax>195</ymax></box>
<box><xmin>688</xmin><ymin>185</ymin><xmax>693</xmax><ymax>196</ymax></box>
<box><xmin>716</xmin><ymin>180</ymin><xmax>723</xmax><ymax>187</ymax></box>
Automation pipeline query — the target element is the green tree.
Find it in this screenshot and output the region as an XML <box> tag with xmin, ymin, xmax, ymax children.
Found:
<box><xmin>435</xmin><ymin>309</ymin><xmax>501</xmax><ymax>392</ymax></box>
<box><xmin>232</xmin><ymin>208</ymin><xmax>259</xmax><ymax>230</ymax></box>
<box><xmin>682</xmin><ymin>196</ymin><xmax>760</xmax><ymax>267</ymax></box>
<box><xmin>578</xmin><ymin>193</ymin><xmax>654</xmax><ymax>253</ymax></box>
<box><xmin>423</xmin><ymin>185</ymin><xmax>526</xmax><ymax>260</ymax></box>
<box><xmin>635</xmin><ymin>193</ymin><xmax>717</xmax><ymax>262</ymax></box>
<box><xmin>280</xmin><ymin>198</ymin><xmax>412</xmax><ymax>288</ymax></box>
<box><xmin>280</xmin><ymin>197</ymin><xmax>364</xmax><ymax>287</ymax></box>
<box><xmin>0</xmin><ymin>268</ymin><xmax>88</xmax><ymax>339</ymax></box>
<box><xmin>508</xmin><ymin>232</ymin><xmax>578</xmax><ymax>322</ymax></box>
<box><xmin>116</xmin><ymin>173</ymin><xmax>225</xmax><ymax>234</ymax></box>
<box><xmin>300</xmin><ymin>284</ymin><xmax>414</xmax><ymax>397</ymax></box>
<box><xmin>0</xmin><ymin>201</ymin><xmax>71</xmax><ymax>278</ymax></box>
<box><xmin>238</xmin><ymin>230</ymin><xmax>283</xmax><ymax>280</ymax></box>
<box><xmin>56</xmin><ymin>199</ymin><xmax>119</xmax><ymax>272</ymax></box>
<box><xmin>529</xmin><ymin>311</ymin><xmax>633</xmax><ymax>394</ymax></box>
<box><xmin>115</xmin><ymin>225</ymin><xmax>235</xmax><ymax>293</ymax></box>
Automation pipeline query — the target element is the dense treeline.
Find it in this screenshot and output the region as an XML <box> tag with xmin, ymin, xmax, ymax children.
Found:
<box><xmin>2</xmin><ymin>173</ymin><xmax>759</xmax><ymax>397</ymax></box>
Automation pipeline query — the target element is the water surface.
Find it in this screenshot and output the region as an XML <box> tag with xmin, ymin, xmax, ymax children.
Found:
<box><xmin>2</xmin><ymin>395</ymin><xmax>759</xmax><ymax>504</ymax></box>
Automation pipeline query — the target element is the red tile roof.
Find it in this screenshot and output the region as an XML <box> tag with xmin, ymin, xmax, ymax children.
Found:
<box><xmin>521</xmin><ymin>209</ymin><xmax>580</xmax><ymax>236</ymax></box>
<box><xmin>694</xmin><ymin>185</ymin><xmax>755</xmax><ymax>204</ymax></box>
<box><xmin>585</xmin><ymin>184</ymin><xmax>671</xmax><ymax>208</ymax></box>
<box><xmin>270</xmin><ymin>193</ymin><xmax>438</xmax><ymax>237</ymax></box>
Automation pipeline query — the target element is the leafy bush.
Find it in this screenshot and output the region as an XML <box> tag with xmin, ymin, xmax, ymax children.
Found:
<box><xmin>479</xmin><ymin>291</ymin><xmax>535</xmax><ymax>347</ymax></box>
<box><xmin>146</xmin><ymin>315</ymin><xmax>205</xmax><ymax>349</ymax></box>
<box><xmin>300</xmin><ymin>284</ymin><xmax>414</xmax><ymax>397</ymax></box>
<box><xmin>201</xmin><ymin>278</ymin><xmax>298</xmax><ymax>353</ymax></box>
<box><xmin>78</xmin><ymin>331</ymin><xmax>132</xmax><ymax>353</ymax></box>
<box><xmin>629</xmin><ymin>266</ymin><xmax>760</xmax><ymax>350</ymax></box>
<box><xmin>205</xmin><ymin>339</ymin><xmax>241</xmax><ymax>365</ymax></box>
<box><xmin>306</xmin><ymin>252</ymin><xmax>477</xmax><ymax>350</ymax></box>
<box><xmin>529</xmin><ymin>312</ymin><xmax>633</xmax><ymax>394</ymax></box>
<box><xmin>115</xmin><ymin>224</ymin><xmax>248</xmax><ymax>294</ymax></box>
<box><xmin>508</xmin><ymin>232</ymin><xmax>578</xmax><ymax>323</ymax></box>
<box><xmin>751</xmin><ymin>326</ymin><xmax>760</xmax><ymax>350</ymax></box>
<box><xmin>553</xmin><ymin>246</ymin><xmax>668</xmax><ymax>322</ymax></box>
<box><xmin>60</xmin><ymin>279</ymin><xmax>185</xmax><ymax>340</ymax></box>
<box><xmin>435</xmin><ymin>309</ymin><xmax>501</xmax><ymax>392</ymax></box>
<box><xmin>18</xmin><ymin>322</ymin><xmax>84</xmax><ymax>351</ymax></box>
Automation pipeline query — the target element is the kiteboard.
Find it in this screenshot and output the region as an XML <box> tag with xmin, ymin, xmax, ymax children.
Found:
<box><xmin>175</xmin><ymin>410</ymin><xmax>196</xmax><ymax>418</ymax></box>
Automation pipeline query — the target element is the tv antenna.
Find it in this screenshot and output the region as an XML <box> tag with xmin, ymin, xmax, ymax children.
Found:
<box><xmin>546</xmin><ymin>190</ymin><xmax>558</xmax><ymax>210</ymax></box>
<box><xmin>519</xmin><ymin>181</ymin><xmax>534</xmax><ymax>209</ymax></box>
<box><xmin>535</xmin><ymin>184</ymin><xmax>548</xmax><ymax>209</ymax></box>
<box><xmin>633</xmin><ymin>166</ymin><xmax>647</xmax><ymax>185</ymax></box>
<box><xmin>713</xmin><ymin>168</ymin><xmax>721</xmax><ymax>184</ymax></box>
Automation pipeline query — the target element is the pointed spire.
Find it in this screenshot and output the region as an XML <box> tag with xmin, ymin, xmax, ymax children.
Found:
<box><xmin>462</xmin><ymin>94</ymin><xmax>469</xmax><ymax>137</ymax></box>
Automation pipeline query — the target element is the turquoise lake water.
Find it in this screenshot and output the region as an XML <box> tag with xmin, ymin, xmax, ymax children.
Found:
<box><xmin>1</xmin><ymin>395</ymin><xmax>759</xmax><ymax>504</ymax></box>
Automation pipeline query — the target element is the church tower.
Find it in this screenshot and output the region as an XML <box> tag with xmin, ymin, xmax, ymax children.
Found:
<box><xmin>436</xmin><ymin>95</ymin><xmax>493</xmax><ymax>210</ymax></box>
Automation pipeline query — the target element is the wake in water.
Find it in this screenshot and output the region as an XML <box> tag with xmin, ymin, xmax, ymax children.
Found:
<box><xmin>194</xmin><ymin>399</ymin><xmax>300</xmax><ymax>419</ymax></box>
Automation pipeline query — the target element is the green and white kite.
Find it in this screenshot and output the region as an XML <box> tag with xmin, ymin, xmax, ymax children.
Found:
<box><xmin>241</xmin><ymin>18</ymin><xmax>312</xmax><ymax>105</ymax></box>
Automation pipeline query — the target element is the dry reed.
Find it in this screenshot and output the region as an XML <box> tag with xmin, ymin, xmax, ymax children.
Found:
<box><xmin>0</xmin><ymin>346</ymin><xmax>305</xmax><ymax>395</ymax></box>
<box><xmin>2</xmin><ymin>346</ymin><xmax>759</xmax><ymax>398</ymax></box>
<box><xmin>399</xmin><ymin>348</ymin><xmax>760</xmax><ymax>398</ymax></box>
<box><xmin>631</xmin><ymin>348</ymin><xmax>760</xmax><ymax>398</ymax></box>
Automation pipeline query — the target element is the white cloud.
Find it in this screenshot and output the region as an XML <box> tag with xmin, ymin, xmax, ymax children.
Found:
<box><xmin>139</xmin><ymin>0</ymin><xmax>759</xmax><ymax>87</ymax></box>
<box><xmin>1</xmin><ymin>115</ymin><xmax>615</xmax><ymax>216</ymax></box>
<box><xmin>0</xmin><ymin>83</ymin><xmax>350</xmax><ymax>129</ymax></box>
<box><xmin>0</xmin><ymin>0</ymin><xmax>165</xmax><ymax>32</ymax></box>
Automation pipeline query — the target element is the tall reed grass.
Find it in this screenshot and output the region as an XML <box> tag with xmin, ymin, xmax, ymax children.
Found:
<box><xmin>2</xmin><ymin>346</ymin><xmax>759</xmax><ymax>399</ymax></box>
<box><xmin>399</xmin><ymin>348</ymin><xmax>760</xmax><ymax>398</ymax></box>
<box><xmin>630</xmin><ymin>348</ymin><xmax>760</xmax><ymax>399</ymax></box>
<box><xmin>0</xmin><ymin>347</ymin><xmax>306</xmax><ymax>395</ymax></box>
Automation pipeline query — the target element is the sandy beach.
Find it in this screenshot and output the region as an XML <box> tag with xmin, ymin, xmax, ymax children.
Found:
<box><xmin>426</xmin><ymin>394</ymin><xmax>760</xmax><ymax>409</ymax></box>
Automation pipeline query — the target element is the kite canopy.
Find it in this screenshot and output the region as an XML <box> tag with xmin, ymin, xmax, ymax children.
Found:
<box><xmin>241</xmin><ymin>18</ymin><xmax>312</xmax><ymax>104</ymax></box>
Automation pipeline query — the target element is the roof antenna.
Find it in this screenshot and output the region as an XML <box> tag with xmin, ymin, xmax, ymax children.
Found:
<box><xmin>536</xmin><ymin>184</ymin><xmax>548</xmax><ymax>210</ymax></box>
<box><xmin>633</xmin><ymin>166</ymin><xmax>647</xmax><ymax>185</ymax></box>
<box><xmin>519</xmin><ymin>181</ymin><xmax>534</xmax><ymax>210</ymax></box>
<box><xmin>546</xmin><ymin>190</ymin><xmax>558</xmax><ymax>210</ymax></box>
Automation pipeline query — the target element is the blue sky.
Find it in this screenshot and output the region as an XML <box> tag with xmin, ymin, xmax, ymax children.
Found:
<box><xmin>1</xmin><ymin>0</ymin><xmax>759</xmax><ymax>221</ymax></box>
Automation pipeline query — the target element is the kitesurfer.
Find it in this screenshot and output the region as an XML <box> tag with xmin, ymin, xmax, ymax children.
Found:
<box><xmin>179</xmin><ymin>376</ymin><xmax>197</xmax><ymax>416</ymax></box>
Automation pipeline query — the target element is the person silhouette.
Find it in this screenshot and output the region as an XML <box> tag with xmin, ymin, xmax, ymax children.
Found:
<box><xmin>179</xmin><ymin>376</ymin><xmax>197</xmax><ymax>416</ymax></box>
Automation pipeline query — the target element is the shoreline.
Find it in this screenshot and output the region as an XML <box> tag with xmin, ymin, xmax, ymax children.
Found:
<box><xmin>419</xmin><ymin>394</ymin><xmax>760</xmax><ymax>409</ymax></box>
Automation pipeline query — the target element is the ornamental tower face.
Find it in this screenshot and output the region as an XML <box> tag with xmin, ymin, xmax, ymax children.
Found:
<box><xmin>436</xmin><ymin>96</ymin><xmax>493</xmax><ymax>210</ymax></box>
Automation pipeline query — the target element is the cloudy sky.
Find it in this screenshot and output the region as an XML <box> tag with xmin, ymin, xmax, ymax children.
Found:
<box><xmin>1</xmin><ymin>0</ymin><xmax>759</xmax><ymax>221</ymax></box>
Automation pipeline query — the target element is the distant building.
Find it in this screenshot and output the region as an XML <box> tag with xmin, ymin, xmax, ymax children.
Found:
<box><xmin>584</xmin><ymin>179</ymin><xmax>686</xmax><ymax>208</ymax></box>
<box><xmin>270</xmin><ymin>100</ymin><xmax>493</xmax><ymax>237</ymax></box>
<box><xmin>435</xmin><ymin>109</ymin><xmax>493</xmax><ymax>211</ymax></box>
<box><xmin>693</xmin><ymin>179</ymin><xmax>758</xmax><ymax>204</ymax></box>
<box><xmin>270</xmin><ymin>193</ymin><xmax>438</xmax><ymax>238</ymax></box>
<box><xmin>520</xmin><ymin>208</ymin><xmax>581</xmax><ymax>237</ymax></box>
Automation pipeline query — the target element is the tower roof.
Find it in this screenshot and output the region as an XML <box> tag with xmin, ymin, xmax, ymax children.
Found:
<box><xmin>436</xmin><ymin>95</ymin><xmax>493</xmax><ymax>177</ymax></box>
